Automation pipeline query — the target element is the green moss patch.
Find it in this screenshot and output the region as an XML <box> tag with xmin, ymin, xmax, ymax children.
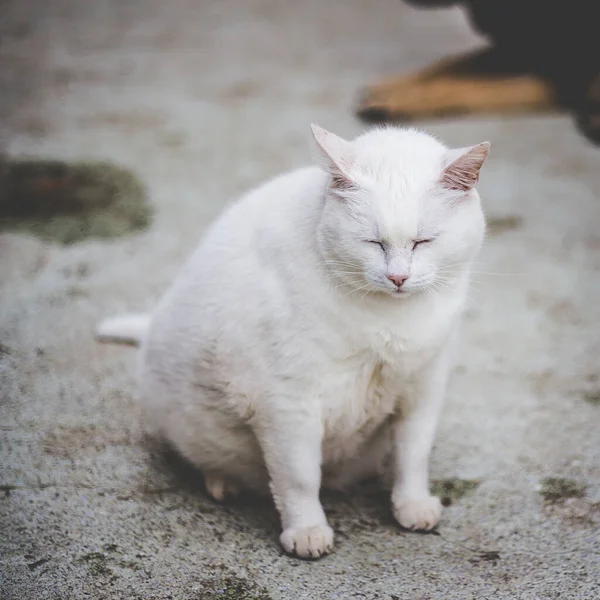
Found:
<box><xmin>0</xmin><ymin>158</ymin><xmax>151</xmax><ymax>244</ymax></box>
<box><xmin>76</xmin><ymin>550</ymin><xmax>114</xmax><ymax>577</ymax></box>
<box><xmin>75</xmin><ymin>543</ymin><xmax>142</xmax><ymax>578</ymax></box>
<box><xmin>486</xmin><ymin>215</ymin><xmax>523</xmax><ymax>236</ymax></box>
<box><xmin>583</xmin><ymin>390</ymin><xmax>600</xmax><ymax>405</ymax></box>
<box><xmin>196</xmin><ymin>575</ymin><xmax>272</xmax><ymax>600</ymax></box>
<box><xmin>432</xmin><ymin>478</ymin><xmax>480</xmax><ymax>507</ymax></box>
<box><xmin>539</xmin><ymin>477</ymin><xmax>586</xmax><ymax>504</ymax></box>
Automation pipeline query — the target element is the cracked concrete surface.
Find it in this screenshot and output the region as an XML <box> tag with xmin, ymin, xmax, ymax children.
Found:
<box><xmin>1</xmin><ymin>1</ymin><xmax>599</xmax><ymax>598</ymax></box>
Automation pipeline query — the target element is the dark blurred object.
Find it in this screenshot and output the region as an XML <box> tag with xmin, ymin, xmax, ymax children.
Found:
<box><xmin>358</xmin><ymin>0</ymin><xmax>600</xmax><ymax>145</ymax></box>
<box><xmin>0</xmin><ymin>159</ymin><xmax>150</xmax><ymax>244</ymax></box>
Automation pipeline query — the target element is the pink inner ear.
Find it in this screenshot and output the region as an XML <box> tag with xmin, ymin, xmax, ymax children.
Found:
<box><xmin>311</xmin><ymin>124</ymin><xmax>357</xmax><ymax>193</ymax></box>
<box><xmin>330</xmin><ymin>169</ymin><xmax>355</xmax><ymax>191</ymax></box>
<box><xmin>441</xmin><ymin>143</ymin><xmax>489</xmax><ymax>192</ymax></box>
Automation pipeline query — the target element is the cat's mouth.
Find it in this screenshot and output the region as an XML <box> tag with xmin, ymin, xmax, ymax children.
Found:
<box><xmin>389</xmin><ymin>284</ymin><xmax>426</xmax><ymax>297</ymax></box>
<box><xmin>383</xmin><ymin>285</ymin><xmax>412</xmax><ymax>298</ymax></box>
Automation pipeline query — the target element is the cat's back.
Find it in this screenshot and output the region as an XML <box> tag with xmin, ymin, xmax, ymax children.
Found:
<box><xmin>209</xmin><ymin>165</ymin><xmax>326</xmax><ymax>241</ymax></box>
<box><xmin>165</xmin><ymin>165</ymin><xmax>326</xmax><ymax>298</ymax></box>
<box><xmin>147</xmin><ymin>165</ymin><xmax>327</xmax><ymax>340</ymax></box>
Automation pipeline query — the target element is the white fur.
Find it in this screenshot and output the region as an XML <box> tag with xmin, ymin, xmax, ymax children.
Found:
<box><xmin>96</xmin><ymin>314</ymin><xmax>151</xmax><ymax>345</ymax></box>
<box><xmin>98</xmin><ymin>125</ymin><xmax>488</xmax><ymax>558</ymax></box>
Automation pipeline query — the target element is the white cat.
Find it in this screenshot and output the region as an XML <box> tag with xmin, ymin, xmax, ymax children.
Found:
<box><xmin>97</xmin><ymin>124</ymin><xmax>489</xmax><ymax>559</ymax></box>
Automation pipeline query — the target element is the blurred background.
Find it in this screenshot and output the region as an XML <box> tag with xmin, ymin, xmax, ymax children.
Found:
<box><xmin>1</xmin><ymin>1</ymin><xmax>599</xmax><ymax>599</ymax></box>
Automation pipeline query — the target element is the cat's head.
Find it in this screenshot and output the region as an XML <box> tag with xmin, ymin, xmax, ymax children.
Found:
<box><xmin>312</xmin><ymin>124</ymin><xmax>488</xmax><ymax>299</ymax></box>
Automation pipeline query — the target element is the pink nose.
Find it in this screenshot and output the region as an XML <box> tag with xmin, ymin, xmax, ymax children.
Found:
<box><xmin>387</xmin><ymin>274</ymin><xmax>408</xmax><ymax>287</ymax></box>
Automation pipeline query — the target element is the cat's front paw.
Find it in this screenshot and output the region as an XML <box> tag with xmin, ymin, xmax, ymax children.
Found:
<box><xmin>392</xmin><ymin>494</ymin><xmax>442</xmax><ymax>531</ymax></box>
<box><xmin>280</xmin><ymin>524</ymin><xmax>334</xmax><ymax>559</ymax></box>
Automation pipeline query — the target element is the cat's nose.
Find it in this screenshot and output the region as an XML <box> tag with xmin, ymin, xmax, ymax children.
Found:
<box><xmin>387</xmin><ymin>274</ymin><xmax>408</xmax><ymax>287</ymax></box>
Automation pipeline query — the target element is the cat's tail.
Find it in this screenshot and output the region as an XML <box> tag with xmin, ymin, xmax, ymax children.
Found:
<box><xmin>96</xmin><ymin>313</ymin><xmax>151</xmax><ymax>346</ymax></box>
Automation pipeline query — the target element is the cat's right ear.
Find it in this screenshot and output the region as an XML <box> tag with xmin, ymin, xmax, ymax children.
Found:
<box><xmin>440</xmin><ymin>142</ymin><xmax>490</xmax><ymax>193</ymax></box>
<box><xmin>310</xmin><ymin>124</ymin><xmax>355</xmax><ymax>192</ymax></box>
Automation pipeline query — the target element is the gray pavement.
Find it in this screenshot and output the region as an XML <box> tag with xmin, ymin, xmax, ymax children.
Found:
<box><xmin>1</xmin><ymin>1</ymin><xmax>599</xmax><ymax>598</ymax></box>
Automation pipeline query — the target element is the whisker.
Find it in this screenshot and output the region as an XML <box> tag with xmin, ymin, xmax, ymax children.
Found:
<box><xmin>437</xmin><ymin>265</ymin><xmax>527</xmax><ymax>277</ymax></box>
<box><xmin>426</xmin><ymin>277</ymin><xmax>482</xmax><ymax>308</ymax></box>
<box><xmin>323</xmin><ymin>260</ymin><xmax>364</xmax><ymax>269</ymax></box>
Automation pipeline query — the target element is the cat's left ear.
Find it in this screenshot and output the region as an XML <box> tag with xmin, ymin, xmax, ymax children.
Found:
<box><xmin>311</xmin><ymin>124</ymin><xmax>355</xmax><ymax>191</ymax></box>
<box><xmin>440</xmin><ymin>142</ymin><xmax>490</xmax><ymax>193</ymax></box>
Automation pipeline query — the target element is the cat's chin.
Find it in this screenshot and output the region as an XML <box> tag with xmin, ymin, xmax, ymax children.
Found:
<box><xmin>387</xmin><ymin>289</ymin><xmax>409</xmax><ymax>298</ymax></box>
<box><xmin>371</xmin><ymin>286</ymin><xmax>417</xmax><ymax>299</ymax></box>
<box><xmin>385</xmin><ymin>285</ymin><xmax>431</xmax><ymax>299</ymax></box>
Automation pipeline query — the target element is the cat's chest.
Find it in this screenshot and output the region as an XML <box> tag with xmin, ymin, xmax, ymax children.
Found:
<box><xmin>317</xmin><ymin>351</ymin><xmax>401</xmax><ymax>467</ymax></box>
<box><xmin>316</xmin><ymin>295</ymin><xmax>458</xmax><ymax>458</ymax></box>
<box><xmin>320</xmin><ymin>349</ymin><xmax>406</xmax><ymax>435</ymax></box>
<box><xmin>318</xmin><ymin>317</ymin><xmax>446</xmax><ymax>446</ymax></box>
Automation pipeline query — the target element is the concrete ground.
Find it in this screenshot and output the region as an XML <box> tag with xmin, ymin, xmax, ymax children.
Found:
<box><xmin>1</xmin><ymin>0</ymin><xmax>599</xmax><ymax>598</ymax></box>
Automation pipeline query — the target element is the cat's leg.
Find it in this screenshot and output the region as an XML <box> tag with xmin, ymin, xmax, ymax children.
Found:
<box><xmin>357</xmin><ymin>47</ymin><xmax>558</xmax><ymax>123</ymax></box>
<box><xmin>203</xmin><ymin>471</ymin><xmax>241</xmax><ymax>502</ymax></box>
<box><xmin>391</xmin><ymin>351</ymin><xmax>450</xmax><ymax>531</ymax></box>
<box><xmin>254</xmin><ymin>402</ymin><xmax>333</xmax><ymax>559</ymax></box>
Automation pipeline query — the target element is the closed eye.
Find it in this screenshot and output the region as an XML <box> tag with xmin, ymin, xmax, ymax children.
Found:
<box><xmin>412</xmin><ymin>238</ymin><xmax>435</xmax><ymax>250</ymax></box>
<box><xmin>366</xmin><ymin>240</ymin><xmax>385</xmax><ymax>251</ymax></box>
